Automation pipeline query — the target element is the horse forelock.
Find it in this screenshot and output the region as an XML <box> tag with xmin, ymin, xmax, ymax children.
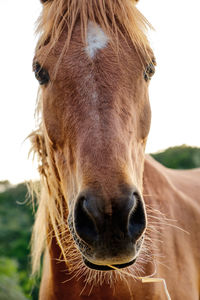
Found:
<box><xmin>36</xmin><ymin>0</ymin><xmax>152</xmax><ymax>66</ymax></box>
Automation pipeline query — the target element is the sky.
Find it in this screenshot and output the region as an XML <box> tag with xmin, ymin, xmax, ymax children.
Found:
<box><xmin>0</xmin><ymin>0</ymin><xmax>200</xmax><ymax>184</ymax></box>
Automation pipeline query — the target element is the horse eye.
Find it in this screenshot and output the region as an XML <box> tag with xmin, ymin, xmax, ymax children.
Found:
<box><xmin>144</xmin><ymin>60</ymin><xmax>156</xmax><ymax>82</ymax></box>
<box><xmin>33</xmin><ymin>62</ymin><xmax>50</xmax><ymax>85</ymax></box>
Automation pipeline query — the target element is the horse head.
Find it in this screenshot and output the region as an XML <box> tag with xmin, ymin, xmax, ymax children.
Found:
<box><xmin>33</xmin><ymin>0</ymin><xmax>155</xmax><ymax>272</ymax></box>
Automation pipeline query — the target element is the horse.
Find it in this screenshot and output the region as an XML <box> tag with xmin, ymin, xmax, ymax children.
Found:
<box><xmin>30</xmin><ymin>0</ymin><xmax>200</xmax><ymax>299</ymax></box>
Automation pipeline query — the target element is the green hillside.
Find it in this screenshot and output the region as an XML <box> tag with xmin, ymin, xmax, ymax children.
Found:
<box><xmin>151</xmin><ymin>145</ymin><xmax>200</xmax><ymax>169</ymax></box>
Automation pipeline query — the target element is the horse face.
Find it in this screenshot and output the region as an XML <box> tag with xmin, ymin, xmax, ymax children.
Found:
<box><xmin>34</xmin><ymin>21</ymin><xmax>154</xmax><ymax>270</ymax></box>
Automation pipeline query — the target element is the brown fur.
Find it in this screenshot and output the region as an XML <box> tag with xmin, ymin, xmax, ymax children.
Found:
<box><xmin>30</xmin><ymin>1</ymin><xmax>200</xmax><ymax>299</ymax></box>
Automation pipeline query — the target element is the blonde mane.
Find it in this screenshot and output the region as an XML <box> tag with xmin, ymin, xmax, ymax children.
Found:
<box><xmin>36</xmin><ymin>0</ymin><xmax>152</xmax><ymax>61</ymax></box>
<box><xmin>31</xmin><ymin>0</ymin><xmax>153</xmax><ymax>276</ymax></box>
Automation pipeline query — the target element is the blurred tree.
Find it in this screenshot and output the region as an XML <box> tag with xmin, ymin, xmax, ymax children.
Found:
<box><xmin>0</xmin><ymin>183</ymin><xmax>38</xmax><ymax>299</ymax></box>
<box><xmin>0</xmin><ymin>257</ymin><xmax>27</xmax><ymax>300</ymax></box>
<box><xmin>151</xmin><ymin>145</ymin><xmax>200</xmax><ymax>169</ymax></box>
<box><xmin>0</xmin><ymin>183</ymin><xmax>33</xmax><ymax>268</ymax></box>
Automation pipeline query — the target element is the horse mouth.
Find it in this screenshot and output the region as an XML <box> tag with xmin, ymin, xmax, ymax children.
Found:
<box><xmin>83</xmin><ymin>257</ymin><xmax>136</xmax><ymax>271</ymax></box>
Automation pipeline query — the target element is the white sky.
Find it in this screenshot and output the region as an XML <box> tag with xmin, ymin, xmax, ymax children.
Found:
<box><xmin>0</xmin><ymin>0</ymin><xmax>200</xmax><ymax>184</ymax></box>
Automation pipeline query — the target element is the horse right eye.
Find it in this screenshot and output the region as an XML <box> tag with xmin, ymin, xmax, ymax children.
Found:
<box><xmin>33</xmin><ymin>62</ymin><xmax>50</xmax><ymax>85</ymax></box>
<box><xmin>144</xmin><ymin>59</ymin><xmax>156</xmax><ymax>82</ymax></box>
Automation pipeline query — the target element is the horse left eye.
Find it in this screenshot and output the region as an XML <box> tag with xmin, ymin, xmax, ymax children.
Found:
<box><xmin>33</xmin><ymin>62</ymin><xmax>50</xmax><ymax>85</ymax></box>
<box><xmin>144</xmin><ymin>60</ymin><xmax>156</xmax><ymax>82</ymax></box>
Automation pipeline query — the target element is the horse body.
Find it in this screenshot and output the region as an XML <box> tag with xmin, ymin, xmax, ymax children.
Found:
<box><xmin>31</xmin><ymin>1</ymin><xmax>200</xmax><ymax>299</ymax></box>
<box><xmin>39</xmin><ymin>156</ymin><xmax>200</xmax><ymax>300</ymax></box>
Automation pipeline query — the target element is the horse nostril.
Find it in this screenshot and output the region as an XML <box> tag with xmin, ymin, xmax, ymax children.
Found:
<box><xmin>74</xmin><ymin>189</ymin><xmax>146</xmax><ymax>253</ymax></box>
<box><xmin>74</xmin><ymin>196</ymin><xmax>98</xmax><ymax>245</ymax></box>
<box><xmin>128</xmin><ymin>192</ymin><xmax>146</xmax><ymax>241</ymax></box>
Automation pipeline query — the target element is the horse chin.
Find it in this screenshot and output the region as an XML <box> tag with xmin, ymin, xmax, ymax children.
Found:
<box><xmin>82</xmin><ymin>257</ymin><xmax>137</xmax><ymax>271</ymax></box>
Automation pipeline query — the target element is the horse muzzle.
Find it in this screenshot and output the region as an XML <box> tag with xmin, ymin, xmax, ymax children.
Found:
<box><xmin>68</xmin><ymin>187</ymin><xmax>146</xmax><ymax>271</ymax></box>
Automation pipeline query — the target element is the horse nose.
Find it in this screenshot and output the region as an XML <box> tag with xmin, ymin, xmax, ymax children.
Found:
<box><xmin>74</xmin><ymin>189</ymin><xmax>146</xmax><ymax>246</ymax></box>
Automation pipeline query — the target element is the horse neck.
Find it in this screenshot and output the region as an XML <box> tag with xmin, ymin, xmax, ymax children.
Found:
<box><xmin>40</xmin><ymin>238</ymin><xmax>85</xmax><ymax>300</ymax></box>
<box><xmin>41</xmin><ymin>238</ymin><xmax>158</xmax><ymax>300</ymax></box>
<box><xmin>40</xmin><ymin>219</ymin><xmax>159</xmax><ymax>299</ymax></box>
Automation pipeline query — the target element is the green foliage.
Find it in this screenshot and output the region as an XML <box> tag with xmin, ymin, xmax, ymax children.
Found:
<box><xmin>0</xmin><ymin>182</ymin><xmax>38</xmax><ymax>299</ymax></box>
<box><xmin>0</xmin><ymin>257</ymin><xmax>27</xmax><ymax>300</ymax></box>
<box><xmin>151</xmin><ymin>145</ymin><xmax>200</xmax><ymax>169</ymax></box>
<box><xmin>0</xmin><ymin>182</ymin><xmax>33</xmax><ymax>267</ymax></box>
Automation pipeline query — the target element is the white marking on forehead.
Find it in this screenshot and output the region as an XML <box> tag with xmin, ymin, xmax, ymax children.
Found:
<box><xmin>86</xmin><ymin>21</ymin><xmax>109</xmax><ymax>58</ymax></box>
